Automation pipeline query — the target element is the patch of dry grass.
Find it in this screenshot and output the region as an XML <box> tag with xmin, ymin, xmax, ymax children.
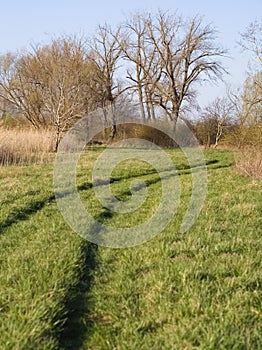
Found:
<box><xmin>236</xmin><ymin>147</ymin><xmax>262</xmax><ymax>180</ymax></box>
<box><xmin>0</xmin><ymin>128</ymin><xmax>55</xmax><ymax>165</ymax></box>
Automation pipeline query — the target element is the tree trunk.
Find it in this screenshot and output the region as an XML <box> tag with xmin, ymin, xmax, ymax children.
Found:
<box><xmin>109</xmin><ymin>102</ymin><xmax>117</xmax><ymax>140</ymax></box>
<box><xmin>150</xmin><ymin>100</ymin><xmax>156</xmax><ymax>120</ymax></box>
<box><xmin>55</xmin><ymin>129</ymin><xmax>60</xmax><ymax>152</ymax></box>
<box><xmin>171</xmin><ymin>109</ymin><xmax>179</xmax><ymax>132</ymax></box>
<box><xmin>102</xmin><ymin>107</ymin><xmax>108</xmax><ymax>140</ymax></box>
<box><xmin>214</xmin><ymin>122</ymin><xmax>223</xmax><ymax>148</ymax></box>
<box><xmin>138</xmin><ymin>83</ymin><xmax>146</xmax><ymax>121</ymax></box>
<box><xmin>207</xmin><ymin>133</ymin><xmax>211</xmax><ymax>148</ymax></box>
<box><xmin>146</xmin><ymin>100</ymin><xmax>151</xmax><ymax>119</ymax></box>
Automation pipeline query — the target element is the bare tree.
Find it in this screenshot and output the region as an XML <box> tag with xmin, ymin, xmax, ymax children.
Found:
<box><xmin>0</xmin><ymin>37</ymin><xmax>104</xmax><ymax>150</ymax></box>
<box><xmin>242</xmin><ymin>72</ymin><xmax>262</xmax><ymax>123</ymax></box>
<box><xmin>137</xmin><ymin>11</ymin><xmax>227</xmax><ymax>128</ymax></box>
<box><xmin>32</xmin><ymin>38</ymin><xmax>101</xmax><ymax>150</ymax></box>
<box><xmin>88</xmin><ymin>24</ymin><xmax>125</xmax><ymax>139</ymax></box>
<box><xmin>239</xmin><ymin>20</ymin><xmax>262</xmax><ymax>64</ymax></box>
<box><xmin>121</xmin><ymin>13</ymin><xmax>158</xmax><ymax>121</ymax></box>
<box><xmin>227</xmin><ymin>80</ymin><xmax>262</xmax><ymax>148</ymax></box>
<box><xmin>0</xmin><ymin>52</ymin><xmax>46</xmax><ymax>128</ymax></box>
<box><xmin>238</xmin><ymin>20</ymin><xmax>262</xmax><ymax>97</ymax></box>
<box><xmin>201</xmin><ymin>97</ymin><xmax>235</xmax><ymax>147</ymax></box>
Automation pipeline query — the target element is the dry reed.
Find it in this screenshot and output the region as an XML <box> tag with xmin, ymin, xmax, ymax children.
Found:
<box><xmin>0</xmin><ymin>128</ymin><xmax>55</xmax><ymax>166</ymax></box>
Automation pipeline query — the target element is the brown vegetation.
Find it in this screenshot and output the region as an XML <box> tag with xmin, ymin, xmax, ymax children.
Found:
<box><xmin>0</xmin><ymin>128</ymin><xmax>55</xmax><ymax>165</ymax></box>
<box><xmin>236</xmin><ymin>148</ymin><xmax>262</xmax><ymax>180</ymax></box>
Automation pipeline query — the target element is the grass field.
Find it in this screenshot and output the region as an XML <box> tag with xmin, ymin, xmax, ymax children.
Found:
<box><xmin>0</xmin><ymin>148</ymin><xmax>261</xmax><ymax>349</ymax></box>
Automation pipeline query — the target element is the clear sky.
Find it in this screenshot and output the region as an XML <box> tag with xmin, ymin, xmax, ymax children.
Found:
<box><xmin>1</xmin><ymin>0</ymin><xmax>261</xmax><ymax>107</ymax></box>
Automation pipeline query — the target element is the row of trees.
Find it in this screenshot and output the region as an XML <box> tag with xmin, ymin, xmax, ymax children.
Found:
<box><xmin>0</xmin><ymin>11</ymin><xmax>227</xmax><ymax>149</ymax></box>
<box><xmin>0</xmin><ymin>11</ymin><xmax>261</xmax><ymax>150</ymax></box>
<box><xmin>193</xmin><ymin>20</ymin><xmax>261</xmax><ymax>148</ymax></box>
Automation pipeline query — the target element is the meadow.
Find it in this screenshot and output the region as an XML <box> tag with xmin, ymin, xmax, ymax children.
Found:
<box><xmin>0</xmin><ymin>148</ymin><xmax>261</xmax><ymax>349</ymax></box>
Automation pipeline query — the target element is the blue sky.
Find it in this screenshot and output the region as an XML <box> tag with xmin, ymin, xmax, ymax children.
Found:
<box><xmin>1</xmin><ymin>0</ymin><xmax>261</xmax><ymax>107</ymax></box>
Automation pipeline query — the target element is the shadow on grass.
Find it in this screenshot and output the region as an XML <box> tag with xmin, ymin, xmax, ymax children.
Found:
<box><xmin>77</xmin><ymin>167</ymin><xmax>157</xmax><ymax>192</ymax></box>
<box><xmin>209</xmin><ymin>162</ymin><xmax>234</xmax><ymax>170</ymax></box>
<box><xmin>58</xmin><ymin>155</ymin><xmax>226</xmax><ymax>347</ymax></box>
<box><xmin>0</xmin><ymin>195</ymin><xmax>55</xmax><ymax>233</ymax></box>
<box><xmin>57</xmin><ymin>242</ymin><xmax>99</xmax><ymax>349</ymax></box>
<box><xmin>57</xmin><ymin>207</ymin><xmax>115</xmax><ymax>349</ymax></box>
<box><xmin>0</xmin><ymin>158</ymin><xmax>232</xmax><ymax>234</ymax></box>
<box><xmin>0</xmin><ymin>155</ymin><xmax>235</xmax><ymax>346</ymax></box>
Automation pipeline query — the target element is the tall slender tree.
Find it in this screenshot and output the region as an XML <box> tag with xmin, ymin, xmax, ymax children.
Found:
<box><xmin>88</xmin><ymin>24</ymin><xmax>124</xmax><ymax>138</ymax></box>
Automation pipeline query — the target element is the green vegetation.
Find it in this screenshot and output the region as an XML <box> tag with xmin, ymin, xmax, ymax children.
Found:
<box><xmin>0</xmin><ymin>162</ymin><xmax>86</xmax><ymax>349</ymax></box>
<box><xmin>0</xmin><ymin>149</ymin><xmax>261</xmax><ymax>349</ymax></box>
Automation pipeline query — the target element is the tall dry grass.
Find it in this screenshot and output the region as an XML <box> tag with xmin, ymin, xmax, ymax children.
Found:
<box><xmin>235</xmin><ymin>147</ymin><xmax>262</xmax><ymax>180</ymax></box>
<box><xmin>0</xmin><ymin>128</ymin><xmax>55</xmax><ymax>166</ymax></box>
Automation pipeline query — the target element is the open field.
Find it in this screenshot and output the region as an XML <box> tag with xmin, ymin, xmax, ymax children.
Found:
<box><xmin>0</xmin><ymin>149</ymin><xmax>261</xmax><ymax>349</ymax></box>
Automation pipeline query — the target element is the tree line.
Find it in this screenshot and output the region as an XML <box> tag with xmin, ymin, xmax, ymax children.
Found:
<box><xmin>194</xmin><ymin>20</ymin><xmax>261</xmax><ymax>149</ymax></box>
<box><xmin>0</xmin><ymin>11</ymin><xmax>261</xmax><ymax>150</ymax></box>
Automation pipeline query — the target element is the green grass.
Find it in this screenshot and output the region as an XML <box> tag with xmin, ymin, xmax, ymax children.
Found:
<box><xmin>0</xmin><ymin>163</ymin><xmax>89</xmax><ymax>349</ymax></box>
<box><xmin>0</xmin><ymin>148</ymin><xmax>261</xmax><ymax>349</ymax></box>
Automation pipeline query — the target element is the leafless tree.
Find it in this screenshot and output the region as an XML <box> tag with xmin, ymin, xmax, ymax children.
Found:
<box><xmin>239</xmin><ymin>20</ymin><xmax>262</xmax><ymax>64</ymax></box>
<box><xmin>0</xmin><ymin>52</ymin><xmax>46</xmax><ymax>128</ymax></box>
<box><xmin>0</xmin><ymin>12</ymin><xmax>229</xmax><ymax>147</ymax></box>
<box><xmin>0</xmin><ymin>37</ymin><xmax>104</xmax><ymax>150</ymax></box>
<box><xmin>121</xmin><ymin>13</ymin><xmax>158</xmax><ymax>121</ymax></box>
<box><xmin>132</xmin><ymin>11</ymin><xmax>227</xmax><ymax>128</ymax></box>
<box><xmin>88</xmin><ymin>24</ymin><xmax>125</xmax><ymax>139</ymax></box>
<box><xmin>238</xmin><ymin>20</ymin><xmax>262</xmax><ymax>95</ymax></box>
<box><xmin>227</xmin><ymin>79</ymin><xmax>262</xmax><ymax>148</ymax></box>
<box><xmin>201</xmin><ymin>97</ymin><xmax>235</xmax><ymax>147</ymax></box>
